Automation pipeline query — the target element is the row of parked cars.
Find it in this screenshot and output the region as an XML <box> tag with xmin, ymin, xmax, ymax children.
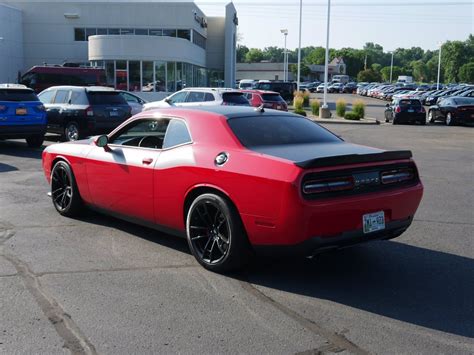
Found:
<box><xmin>356</xmin><ymin>82</ymin><xmax>474</xmax><ymax>126</ymax></box>
<box><xmin>0</xmin><ymin>84</ymin><xmax>288</xmax><ymax>146</ymax></box>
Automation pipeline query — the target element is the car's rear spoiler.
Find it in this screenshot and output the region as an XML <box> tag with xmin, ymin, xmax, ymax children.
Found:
<box><xmin>295</xmin><ymin>150</ymin><xmax>413</xmax><ymax>169</ymax></box>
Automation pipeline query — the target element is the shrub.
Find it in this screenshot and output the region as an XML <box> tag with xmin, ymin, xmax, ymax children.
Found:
<box><xmin>303</xmin><ymin>90</ymin><xmax>310</xmax><ymax>107</ymax></box>
<box><xmin>293</xmin><ymin>96</ymin><xmax>306</xmax><ymax>116</ymax></box>
<box><xmin>336</xmin><ymin>99</ymin><xmax>347</xmax><ymax>117</ymax></box>
<box><xmin>352</xmin><ymin>99</ymin><xmax>366</xmax><ymax>118</ymax></box>
<box><xmin>344</xmin><ymin>111</ymin><xmax>360</xmax><ymax>120</ymax></box>
<box><xmin>310</xmin><ymin>99</ymin><xmax>320</xmax><ymax>116</ymax></box>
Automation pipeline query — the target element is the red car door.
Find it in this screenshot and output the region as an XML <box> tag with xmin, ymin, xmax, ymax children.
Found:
<box><xmin>86</xmin><ymin>118</ymin><xmax>168</xmax><ymax>222</ymax></box>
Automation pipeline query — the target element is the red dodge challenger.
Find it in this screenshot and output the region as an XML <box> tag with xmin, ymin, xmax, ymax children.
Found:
<box><xmin>42</xmin><ymin>106</ymin><xmax>423</xmax><ymax>272</ymax></box>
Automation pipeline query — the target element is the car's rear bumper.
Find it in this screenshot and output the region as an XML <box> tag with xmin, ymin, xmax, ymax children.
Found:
<box><xmin>253</xmin><ymin>217</ymin><xmax>412</xmax><ymax>257</ymax></box>
<box><xmin>394</xmin><ymin>112</ymin><xmax>426</xmax><ymax>123</ymax></box>
<box><xmin>0</xmin><ymin>124</ymin><xmax>47</xmax><ymax>138</ymax></box>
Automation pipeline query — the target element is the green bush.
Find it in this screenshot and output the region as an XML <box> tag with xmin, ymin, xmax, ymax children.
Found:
<box><xmin>336</xmin><ymin>99</ymin><xmax>347</xmax><ymax>117</ymax></box>
<box><xmin>344</xmin><ymin>111</ymin><xmax>360</xmax><ymax>120</ymax></box>
<box><xmin>294</xmin><ymin>109</ymin><xmax>307</xmax><ymax>116</ymax></box>
<box><xmin>352</xmin><ymin>99</ymin><xmax>366</xmax><ymax>118</ymax></box>
<box><xmin>303</xmin><ymin>91</ymin><xmax>310</xmax><ymax>107</ymax></box>
<box><xmin>293</xmin><ymin>96</ymin><xmax>306</xmax><ymax>116</ymax></box>
<box><xmin>310</xmin><ymin>99</ymin><xmax>320</xmax><ymax>116</ymax></box>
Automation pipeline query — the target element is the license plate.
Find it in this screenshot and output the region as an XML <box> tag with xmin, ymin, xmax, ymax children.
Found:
<box><xmin>407</xmin><ymin>109</ymin><xmax>414</xmax><ymax>113</ymax></box>
<box><xmin>276</xmin><ymin>105</ymin><xmax>281</xmax><ymax>109</ymax></box>
<box><xmin>363</xmin><ymin>211</ymin><xmax>385</xmax><ymax>234</ymax></box>
<box><xmin>109</xmin><ymin>111</ymin><xmax>119</xmax><ymax>117</ymax></box>
<box><xmin>16</xmin><ymin>108</ymin><xmax>27</xmax><ymax>115</ymax></box>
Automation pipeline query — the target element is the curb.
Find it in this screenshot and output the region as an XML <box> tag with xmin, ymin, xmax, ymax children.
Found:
<box><xmin>308</xmin><ymin>115</ymin><xmax>381</xmax><ymax>125</ymax></box>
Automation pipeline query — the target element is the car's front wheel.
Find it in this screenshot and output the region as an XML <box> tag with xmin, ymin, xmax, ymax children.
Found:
<box><xmin>26</xmin><ymin>135</ymin><xmax>44</xmax><ymax>148</ymax></box>
<box><xmin>186</xmin><ymin>193</ymin><xmax>252</xmax><ymax>272</ymax></box>
<box><xmin>51</xmin><ymin>161</ymin><xmax>82</xmax><ymax>217</ymax></box>
<box><xmin>428</xmin><ymin>110</ymin><xmax>435</xmax><ymax>123</ymax></box>
<box><xmin>446</xmin><ymin>112</ymin><xmax>455</xmax><ymax>126</ymax></box>
<box><xmin>64</xmin><ymin>121</ymin><xmax>81</xmax><ymax>141</ymax></box>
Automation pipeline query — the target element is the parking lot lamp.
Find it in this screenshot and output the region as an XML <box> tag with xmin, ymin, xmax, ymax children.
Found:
<box><xmin>280</xmin><ymin>29</ymin><xmax>288</xmax><ymax>81</ymax></box>
<box><xmin>322</xmin><ymin>0</ymin><xmax>331</xmax><ymax>111</ymax></box>
<box><xmin>297</xmin><ymin>0</ymin><xmax>302</xmax><ymax>91</ymax></box>
<box><xmin>437</xmin><ymin>42</ymin><xmax>442</xmax><ymax>90</ymax></box>
<box><xmin>389</xmin><ymin>51</ymin><xmax>394</xmax><ymax>83</ymax></box>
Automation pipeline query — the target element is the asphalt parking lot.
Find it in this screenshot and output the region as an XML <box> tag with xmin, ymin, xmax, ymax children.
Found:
<box><xmin>0</xmin><ymin>112</ymin><xmax>473</xmax><ymax>354</ymax></box>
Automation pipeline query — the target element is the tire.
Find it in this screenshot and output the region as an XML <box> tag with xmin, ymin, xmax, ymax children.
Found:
<box><xmin>186</xmin><ymin>193</ymin><xmax>252</xmax><ymax>273</ymax></box>
<box><xmin>392</xmin><ymin>118</ymin><xmax>398</xmax><ymax>125</ymax></box>
<box><xmin>428</xmin><ymin>110</ymin><xmax>435</xmax><ymax>123</ymax></box>
<box><xmin>64</xmin><ymin>121</ymin><xmax>81</xmax><ymax>142</ymax></box>
<box><xmin>420</xmin><ymin>118</ymin><xmax>426</xmax><ymax>125</ymax></box>
<box><xmin>50</xmin><ymin>161</ymin><xmax>83</xmax><ymax>217</ymax></box>
<box><xmin>446</xmin><ymin>112</ymin><xmax>455</xmax><ymax>126</ymax></box>
<box><xmin>26</xmin><ymin>135</ymin><xmax>44</xmax><ymax>148</ymax></box>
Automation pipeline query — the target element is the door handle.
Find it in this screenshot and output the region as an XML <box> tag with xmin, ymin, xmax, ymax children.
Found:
<box><xmin>142</xmin><ymin>158</ymin><xmax>153</xmax><ymax>165</ymax></box>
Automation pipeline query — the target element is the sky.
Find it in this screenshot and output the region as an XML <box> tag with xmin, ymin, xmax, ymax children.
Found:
<box><xmin>195</xmin><ymin>0</ymin><xmax>474</xmax><ymax>52</ymax></box>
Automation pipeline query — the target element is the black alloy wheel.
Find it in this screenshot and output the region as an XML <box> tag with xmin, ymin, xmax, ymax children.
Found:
<box><xmin>186</xmin><ymin>193</ymin><xmax>252</xmax><ymax>272</ymax></box>
<box><xmin>428</xmin><ymin>110</ymin><xmax>435</xmax><ymax>123</ymax></box>
<box><xmin>446</xmin><ymin>112</ymin><xmax>455</xmax><ymax>126</ymax></box>
<box><xmin>51</xmin><ymin>161</ymin><xmax>82</xmax><ymax>217</ymax></box>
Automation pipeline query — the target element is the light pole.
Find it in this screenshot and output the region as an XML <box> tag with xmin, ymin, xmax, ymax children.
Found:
<box><xmin>280</xmin><ymin>29</ymin><xmax>288</xmax><ymax>81</ymax></box>
<box><xmin>389</xmin><ymin>51</ymin><xmax>394</xmax><ymax>83</ymax></box>
<box><xmin>437</xmin><ymin>42</ymin><xmax>442</xmax><ymax>90</ymax></box>
<box><xmin>297</xmin><ymin>0</ymin><xmax>302</xmax><ymax>91</ymax></box>
<box><xmin>321</xmin><ymin>0</ymin><xmax>331</xmax><ymax>114</ymax></box>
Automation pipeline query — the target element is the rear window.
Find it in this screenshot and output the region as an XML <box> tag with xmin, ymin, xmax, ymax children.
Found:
<box><xmin>261</xmin><ymin>93</ymin><xmax>285</xmax><ymax>102</ymax></box>
<box><xmin>227</xmin><ymin>115</ymin><xmax>340</xmax><ymax>147</ymax></box>
<box><xmin>222</xmin><ymin>92</ymin><xmax>249</xmax><ymax>105</ymax></box>
<box><xmin>87</xmin><ymin>91</ymin><xmax>127</xmax><ymax>105</ymax></box>
<box><xmin>0</xmin><ymin>89</ymin><xmax>39</xmax><ymax>102</ymax></box>
<box><xmin>399</xmin><ymin>99</ymin><xmax>421</xmax><ymax>107</ymax></box>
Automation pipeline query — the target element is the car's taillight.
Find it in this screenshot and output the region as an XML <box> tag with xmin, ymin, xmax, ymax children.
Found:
<box><xmin>303</xmin><ymin>176</ymin><xmax>354</xmax><ymax>194</ymax></box>
<box><xmin>395</xmin><ymin>106</ymin><xmax>401</xmax><ymax>113</ymax></box>
<box><xmin>85</xmin><ymin>106</ymin><xmax>94</xmax><ymax>117</ymax></box>
<box><xmin>0</xmin><ymin>105</ymin><xmax>7</xmax><ymax>112</ymax></box>
<box><xmin>381</xmin><ymin>168</ymin><xmax>415</xmax><ymax>185</ymax></box>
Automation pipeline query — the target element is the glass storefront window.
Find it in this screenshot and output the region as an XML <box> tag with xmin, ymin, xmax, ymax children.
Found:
<box><xmin>176</xmin><ymin>62</ymin><xmax>183</xmax><ymax>91</ymax></box>
<box><xmin>177</xmin><ymin>30</ymin><xmax>191</xmax><ymax>41</ymax></box>
<box><xmin>182</xmin><ymin>63</ymin><xmax>193</xmax><ymax>89</ymax></box>
<box><xmin>167</xmin><ymin>62</ymin><xmax>176</xmax><ymax>92</ymax></box>
<box><xmin>121</xmin><ymin>28</ymin><xmax>134</xmax><ymax>35</ymax></box>
<box><xmin>116</xmin><ymin>61</ymin><xmax>127</xmax><ymax>90</ymax></box>
<box><xmin>142</xmin><ymin>61</ymin><xmax>153</xmax><ymax>92</ymax></box>
<box><xmin>154</xmin><ymin>61</ymin><xmax>166</xmax><ymax>92</ymax></box>
<box><xmin>108</xmin><ymin>28</ymin><xmax>120</xmax><ymax>35</ymax></box>
<box><xmin>163</xmin><ymin>29</ymin><xmax>177</xmax><ymax>37</ymax></box>
<box><xmin>149</xmin><ymin>29</ymin><xmax>162</xmax><ymax>36</ymax></box>
<box><xmin>129</xmin><ymin>61</ymin><xmax>141</xmax><ymax>91</ymax></box>
<box><xmin>135</xmin><ymin>29</ymin><xmax>148</xmax><ymax>35</ymax></box>
<box><xmin>105</xmin><ymin>61</ymin><xmax>115</xmax><ymax>87</ymax></box>
<box><xmin>85</xmin><ymin>28</ymin><xmax>97</xmax><ymax>40</ymax></box>
<box><xmin>97</xmin><ymin>28</ymin><xmax>107</xmax><ymax>35</ymax></box>
<box><xmin>74</xmin><ymin>28</ymin><xmax>85</xmax><ymax>41</ymax></box>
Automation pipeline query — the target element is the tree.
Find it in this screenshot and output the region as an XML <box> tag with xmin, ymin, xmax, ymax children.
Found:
<box><xmin>380</xmin><ymin>66</ymin><xmax>402</xmax><ymax>82</ymax></box>
<box><xmin>262</xmin><ymin>46</ymin><xmax>284</xmax><ymax>63</ymax></box>
<box><xmin>236</xmin><ymin>45</ymin><xmax>249</xmax><ymax>63</ymax></box>
<box><xmin>289</xmin><ymin>63</ymin><xmax>311</xmax><ymax>81</ymax></box>
<box><xmin>357</xmin><ymin>69</ymin><xmax>381</xmax><ymax>82</ymax></box>
<box><xmin>245</xmin><ymin>48</ymin><xmax>264</xmax><ymax>63</ymax></box>
<box><xmin>371</xmin><ymin>63</ymin><xmax>382</xmax><ymax>73</ymax></box>
<box><xmin>334</xmin><ymin>48</ymin><xmax>365</xmax><ymax>77</ymax></box>
<box><xmin>441</xmin><ymin>40</ymin><xmax>468</xmax><ymax>83</ymax></box>
<box><xmin>304</xmin><ymin>47</ymin><xmax>326</xmax><ymax>65</ymax></box>
<box><xmin>411</xmin><ymin>60</ymin><xmax>428</xmax><ymax>82</ymax></box>
<box><xmin>458</xmin><ymin>62</ymin><xmax>474</xmax><ymax>83</ymax></box>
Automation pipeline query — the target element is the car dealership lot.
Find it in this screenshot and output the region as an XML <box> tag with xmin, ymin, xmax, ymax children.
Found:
<box><xmin>0</xmin><ymin>123</ymin><xmax>473</xmax><ymax>354</ymax></box>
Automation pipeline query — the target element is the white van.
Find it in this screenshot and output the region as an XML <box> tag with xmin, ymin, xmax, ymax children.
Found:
<box><xmin>239</xmin><ymin>79</ymin><xmax>257</xmax><ymax>89</ymax></box>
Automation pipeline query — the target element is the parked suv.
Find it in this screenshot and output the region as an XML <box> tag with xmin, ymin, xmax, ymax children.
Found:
<box><xmin>0</xmin><ymin>84</ymin><xmax>47</xmax><ymax>147</ymax></box>
<box><xmin>253</xmin><ymin>81</ymin><xmax>297</xmax><ymax>102</ymax></box>
<box><xmin>142</xmin><ymin>88</ymin><xmax>249</xmax><ymax>111</ymax></box>
<box><xmin>38</xmin><ymin>86</ymin><xmax>131</xmax><ymax>141</ymax></box>
<box><xmin>240</xmin><ymin>90</ymin><xmax>288</xmax><ymax>111</ymax></box>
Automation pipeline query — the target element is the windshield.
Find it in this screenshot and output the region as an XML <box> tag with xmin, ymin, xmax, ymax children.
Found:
<box><xmin>87</xmin><ymin>91</ymin><xmax>127</xmax><ymax>105</ymax></box>
<box><xmin>222</xmin><ymin>92</ymin><xmax>250</xmax><ymax>106</ymax></box>
<box><xmin>227</xmin><ymin>114</ymin><xmax>340</xmax><ymax>147</ymax></box>
<box><xmin>453</xmin><ymin>97</ymin><xmax>474</xmax><ymax>105</ymax></box>
<box><xmin>261</xmin><ymin>93</ymin><xmax>285</xmax><ymax>102</ymax></box>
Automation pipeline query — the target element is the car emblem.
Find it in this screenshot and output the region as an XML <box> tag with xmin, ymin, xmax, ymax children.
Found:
<box><xmin>215</xmin><ymin>152</ymin><xmax>229</xmax><ymax>166</ymax></box>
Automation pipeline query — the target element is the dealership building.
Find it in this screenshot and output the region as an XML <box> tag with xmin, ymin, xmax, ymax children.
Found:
<box><xmin>0</xmin><ymin>0</ymin><xmax>237</xmax><ymax>96</ymax></box>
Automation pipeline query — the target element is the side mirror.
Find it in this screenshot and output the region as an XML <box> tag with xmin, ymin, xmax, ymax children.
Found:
<box><xmin>164</xmin><ymin>98</ymin><xmax>172</xmax><ymax>105</ymax></box>
<box><xmin>95</xmin><ymin>135</ymin><xmax>110</xmax><ymax>151</ymax></box>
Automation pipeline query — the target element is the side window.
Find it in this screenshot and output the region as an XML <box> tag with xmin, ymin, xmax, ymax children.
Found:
<box><xmin>53</xmin><ymin>90</ymin><xmax>70</xmax><ymax>104</ymax></box>
<box><xmin>162</xmin><ymin>119</ymin><xmax>192</xmax><ymax>149</ymax></box>
<box><xmin>38</xmin><ymin>90</ymin><xmax>55</xmax><ymax>104</ymax></box>
<box><xmin>204</xmin><ymin>93</ymin><xmax>215</xmax><ymax>102</ymax></box>
<box><xmin>70</xmin><ymin>90</ymin><xmax>88</xmax><ymax>105</ymax></box>
<box><xmin>186</xmin><ymin>91</ymin><xmax>205</xmax><ymax>103</ymax></box>
<box><xmin>123</xmin><ymin>93</ymin><xmax>139</xmax><ymax>103</ymax></box>
<box><xmin>168</xmin><ymin>91</ymin><xmax>187</xmax><ymax>104</ymax></box>
<box><xmin>110</xmin><ymin>118</ymin><xmax>170</xmax><ymax>149</ymax></box>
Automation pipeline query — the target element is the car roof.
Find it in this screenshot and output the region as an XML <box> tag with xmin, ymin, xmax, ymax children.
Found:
<box><xmin>180</xmin><ymin>87</ymin><xmax>240</xmax><ymax>93</ymax></box>
<box><xmin>0</xmin><ymin>84</ymin><xmax>31</xmax><ymax>90</ymax></box>
<box><xmin>41</xmin><ymin>85</ymin><xmax>115</xmax><ymax>92</ymax></box>
<box><xmin>239</xmin><ymin>89</ymin><xmax>280</xmax><ymax>95</ymax></box>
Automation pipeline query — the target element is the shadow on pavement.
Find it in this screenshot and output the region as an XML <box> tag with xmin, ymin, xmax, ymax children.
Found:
<box><xmin>0</xmin><ymin>162</ymin><xmax>19</xmax><ymax>173</ymax></box>
<box><xmin>0</xmin><ymin>140</ymin><xmax>43</xmax><ymax>159</ymax></box>
<box><xmin>242</xmin><ymin>241</ymin><xmax>474</xmax><ymax>338</ymax></box>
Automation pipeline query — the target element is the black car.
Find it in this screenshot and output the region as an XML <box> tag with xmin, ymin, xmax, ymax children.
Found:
<box><xmin>39</xmin><ymin>86</ymin><xmax>132</xmax><ymax>141</ymax></box>
<box><xmin>425</xmin><ymin>89</ymin><xmax>458</xmax><ymax>106</ymax></box>
<box><xmin>428</xmin><ymin>96</ymin><xmax>474</xmax><ymax>126</ymax></box>
<box><xmin>385</xmin><ymin>98</ymin><xmax>426</xmax><ymax>125</ymax></box>
<box><xmin>254</xmin><ymin>81</ymin><xmax>297</xmax><ymax>102</ymax></box>
<box><xmin>342</xmin><ymin>82</ymin><xmax>357</xmax><ymax>93</ymax></box>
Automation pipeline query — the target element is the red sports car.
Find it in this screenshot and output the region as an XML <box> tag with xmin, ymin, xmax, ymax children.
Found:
<box><xmin>42</xmin><ymin>106</ymin><xmax>423</xmax><ymax>272</ymax></box>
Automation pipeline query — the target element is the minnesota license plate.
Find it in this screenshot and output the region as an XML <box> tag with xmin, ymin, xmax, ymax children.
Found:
<box><xmin>109</xmin><ymin>111</ymin><xmax>119</xmax><ymax>117</ymax></box>
<box><xmin>363</xmin><ymin>211</ymin><xmax>385</xmax><ymax>234</ymax></box>
<box><xmin>16</xmin><ymin>108</ymin><xmax>27</xmax><ymax>115</ymax></box>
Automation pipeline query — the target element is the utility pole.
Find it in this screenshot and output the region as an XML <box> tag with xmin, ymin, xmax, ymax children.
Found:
<box><xmin>297</xmin><ymin>0</ymin><xmax>302</xmax><ymax>90</ymax></box>
<box><xmin>389</xmin><ymin>51</ymin><xmax>394</xmax><ymax>83</ymax></box>
<box><xmin>437</xmin><ymin>42</ymin><xmax>442</xmax><ymax>90</ymax></box>
<box><xmin>320</xmin><ymin>0</ymin><xmax>332</xmax><ymax>118</ymax></box>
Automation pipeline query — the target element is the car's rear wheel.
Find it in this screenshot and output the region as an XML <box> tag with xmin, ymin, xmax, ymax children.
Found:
<box><xmin>64</xmin><ymin>121</ymin><xmax>81</xmax><ymax>141</ymax></box>
<box><xmin>186</xmin><ymin>193</ymin><xmax>252</xmax><ymax>272</ymax></box>
<box><xmin>446</xmin><ymin>112</ymin><xmax>455</xmax><ymax>126</ymax></box>
<box><xmin>428</xmin><ymin>110</ymin><xmax>435</xmax><ymax>123</ymax></box>
<box><xmin>26</xmin><ymin>135</ymin><xmax>44</xmax><ymax>148</ymax></box>
<box><xmin>51</xmin><ymin>161</ymin><xmax>82</xmax><ymax>217</ymax></box>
